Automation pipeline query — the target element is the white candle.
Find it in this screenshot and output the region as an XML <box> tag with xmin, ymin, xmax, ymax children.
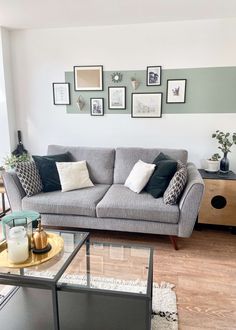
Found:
<box><xmin>8</xmin><ymin>226</ymin><xmax>29</xmax><ymax>263</ymax></box>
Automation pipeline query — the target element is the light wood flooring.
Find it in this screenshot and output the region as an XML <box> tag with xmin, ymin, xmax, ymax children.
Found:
<box><xmin>90</xmin><ymin>228</ymin><xmax>236</xmax><ymax>330</ymax></box>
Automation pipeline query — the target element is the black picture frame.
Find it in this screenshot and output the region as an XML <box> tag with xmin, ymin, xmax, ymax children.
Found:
<box><xmin>146</xmin><ymin>66</ymin><xmax>162</xmax><ymax>86</ymax></box>
<box><xmin>108</xmin><ymin>86</ymin><xmax>126</xmax><ymax>110</ymax></box>
<box><xmin>90</xmin><ymin>98</ymin><xmax>104</xmax><ymax>116</ymax></box>
<box><xmin>52</xmin><ymin>83</ymin><xmax>70</xmax><ymax>105</ymax></box>
<box><xmin>166</xmin><ymin>79</ymin><xmax>187</xmax><ymax>103</ymax></box>
<box><xmin>131</xmin><ymin>92</ymin><xmax>163</xmax><ymax>118</ymax></box>
<box><xmin>73</xmin><ymin>65</ymin><xmax>103</xmax><ymax>91</ymax></box>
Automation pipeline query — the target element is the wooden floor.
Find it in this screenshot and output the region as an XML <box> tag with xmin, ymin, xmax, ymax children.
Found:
<box><xmin>0</xmin><ymin>223</ymin><xmax>235</xmax><ymax>329</ymax></box>
<box><xmin>91</xmin><ymin>228</ymin><xmax>236</xmax><ymax>330</ymax></box>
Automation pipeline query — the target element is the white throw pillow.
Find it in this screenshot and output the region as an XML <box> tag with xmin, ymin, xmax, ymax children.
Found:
<box><xmin>56</xmin><ymin>161</ymin><xmax>94</xmax><ymax>192</ymax></box>
<box><xmin>124</xmin><ymin>160</ymin><xmax>156</xmax><ymax>193</ymax></box>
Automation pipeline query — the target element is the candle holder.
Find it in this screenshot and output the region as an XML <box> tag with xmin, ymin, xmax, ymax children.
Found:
<box><xmin>5</xmin><ymin>217</ymin><xmax>34</xmax><ymax>250</ymax></box>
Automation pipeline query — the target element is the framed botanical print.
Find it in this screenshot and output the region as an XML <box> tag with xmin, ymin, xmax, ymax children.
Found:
<box><xmin>52</xmin><ymin>83</ymin><xmax>70</xmax><ymax>105</ymax></box>
<box><xmin>108</xmin><ymin>86</ymin><xmax>126</xmax><ymax>110</ymax></box>
<box><xmin>74</xmin><ymin>65</ymin><xmax>103</xmax><ymax>91</ymax></box>
<box><xmin>90</xmin><ymin>98</ymin><xmax>104</xmax><ymax>116</ymax></box>
<box><xmin>131</xmin><ymin>92</ymin><xmax>162</xmax><ymax>118</ymax></box>
<box><xmin>166</xmin><ymin>79</ymin><xmax>187</xmax><ymax>103</ymax></box>
<box><xmin>146</xmin><ymin>66</ymin><xmax>162</xmax><ymax>86</ymax></box>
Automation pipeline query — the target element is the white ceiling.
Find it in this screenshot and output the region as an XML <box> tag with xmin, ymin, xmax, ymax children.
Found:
<box><xmin>0</xmin><ymin>0</ymin><xmax>236</xmax><ymax>29</ymax></box>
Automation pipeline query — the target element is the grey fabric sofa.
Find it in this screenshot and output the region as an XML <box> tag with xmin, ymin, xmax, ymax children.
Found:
<box><xmin>3</xmin><ymin>145</ymin><xmax>204</xmax><ymax>244</ymax></box>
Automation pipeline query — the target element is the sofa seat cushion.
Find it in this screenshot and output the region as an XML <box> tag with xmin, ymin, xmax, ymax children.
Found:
<box><xmin>22</xmin><ymin>184</ymin><xmax>110</xmax><ymax>217</ymax></box>
<box><xmin>96</xmin><ymin>184</ymin><xmax>179</xmax><ymax>224</ymax></box>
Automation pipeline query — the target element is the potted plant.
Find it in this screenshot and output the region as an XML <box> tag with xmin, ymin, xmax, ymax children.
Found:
<box><xmin>3</xmin><ymin>153</ymin><xmax>30</xmax><ymax>171</ymax></box>
<box><xmin>205</xmin><ymin>153</ymin><xmax>220</xmax><ymax>172</ymax></box>
<box><xmin>212</xmin><ymin>130</ymin><xmax>236</xmax><ymax>173</ymax></box>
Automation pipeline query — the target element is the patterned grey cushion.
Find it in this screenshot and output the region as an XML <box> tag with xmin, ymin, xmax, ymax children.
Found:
<box><xmin>163</xmin><ymin>161</ymin><xmax>188</xmax><ymax>205</ymax></box>
<box><xmin>15</xmin><ymin>161</ymin><xmax>43</xmax><ymax>197</ymax></box>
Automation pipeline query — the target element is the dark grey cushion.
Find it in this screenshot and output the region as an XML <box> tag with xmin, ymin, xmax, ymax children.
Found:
<box><xmin>114</xmin><ymin>147</ymin><xmax>188</xmax><ymax>184</ymax></box>
<box><xmin>96</xmin><ymin>184</ymin><xmax>179</xmax><ymax>224</ymax></box>
<box><xmin>22</xmin><ymin>184</ymin><xmax>110</xmax><ymax>217</ymax></box>
<box><xmin>47</xmin><ymin>145</ymin><xmax>115</xmax><ymax>184</ymax></box>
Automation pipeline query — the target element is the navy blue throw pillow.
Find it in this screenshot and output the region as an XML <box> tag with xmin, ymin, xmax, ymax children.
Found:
<box><xmin>145</xmin><ymin>153</ymin><xmax>177</xmax><ymax>198</ymax></box>
<box><xmin>33</xmin><ymin>152</ymin><xmax>72</xmax><ymax>192</ymax></box>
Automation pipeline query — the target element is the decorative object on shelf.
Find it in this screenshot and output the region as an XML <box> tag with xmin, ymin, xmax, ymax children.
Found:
<box><xmin>205</xmin><ymin>153</ymin><xmax>220</xmax><ymax>173</ymax></box>
<box><xmin>131</xmin><ymin>77</ymin><xmax>140</xmax><ymax>90</ymax></box>
<box><xmin>12</xmin><ymin>130</ymin><xmax>28</xmax><ymax>157</ymax></box>
<box><xmin>52</xmin><ymin>83</ymin><xmax>70</xmax><ymax>105</ymax></box>
<box><xmin>7</xmin><ymin>226</ymin><xmax>29</xmax><ymax>263</ymax></box>
<box><xmin>74</xmin><ymin>65</ymin><xmax>103</xmax><ymax>91</ymax></box>
<box><xmin>111</xmin><ymin>72</ymin><xmax>123</xmax><ymax>83</ymax></box>
<box><xmin>108</xmin><ymin>86</ymin><xmax>126</xmax><ymax>110</ymax></box>
<box><xmin>33</xmin><ymin>219</ymin><xmax>51</xmax><ymax>254</ymax></box>
<box><xmin>212</xmin><ymin>130</ymin><xmax>236</xmax><ymax>173</ymax></box>
<box><xmin>76</xmin><ymin>95</ymin><xmax>85</xmax><ymax>111</ymax></box>
<box><xmin>90</xmin><ymin>98</ymin><xmax>104</xmax><ymax>116</ymax></box>
<box><xmin>146</xmin><ymin>66</ymin><xmax>161</xmax><ymax>86</ymax></box>
<box><xmin>166</xmin><ymin>79</ymin><xmax>187</xmax><ymax>103</ymax></box>
<box><xmin>131</xmin><ymin>92</ymin><xmax>163</xmax><ymax>118</ymax></box>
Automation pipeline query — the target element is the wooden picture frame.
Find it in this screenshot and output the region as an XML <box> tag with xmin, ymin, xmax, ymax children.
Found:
<box><xmin>74</xmin><ymin>65</ymin><xmax>103</xmax><ymax>91</ymax></box>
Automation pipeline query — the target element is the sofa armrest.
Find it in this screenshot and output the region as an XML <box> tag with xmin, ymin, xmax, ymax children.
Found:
<box><xmin>178</xmin><ymin>163</ymin><xmax>204</xmax><ymax>237</ymax></box>
<box><xmin>2</xmin><ymin>171</ymin><xmax>26</xmax><ymax>211</ymax></box>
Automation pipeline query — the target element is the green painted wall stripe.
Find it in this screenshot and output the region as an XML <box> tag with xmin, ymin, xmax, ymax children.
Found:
<box><xmin>65</xmin><ymin>67</ymin><xmax>236</xmax><ymax>114</ymax></box>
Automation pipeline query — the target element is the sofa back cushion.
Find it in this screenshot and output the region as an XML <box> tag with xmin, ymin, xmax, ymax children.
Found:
<box><xmin>47</xmin><ymin>145</ymin><xmax>115</xmax><ymax>184</ymax></box>
<box><xmin>114</xmin><ymin>147</ymin><xmax>188</xmax><ymax>184</ymax></box>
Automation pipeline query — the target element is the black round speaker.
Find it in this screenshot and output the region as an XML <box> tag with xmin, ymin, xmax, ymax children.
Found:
<box><xmin>211</xmin><ymin>195</ymin><xmax>227</xmax><ymax>209</ymax></box>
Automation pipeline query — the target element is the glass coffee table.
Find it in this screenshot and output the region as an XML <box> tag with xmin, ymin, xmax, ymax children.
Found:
<box><xmin>0</xmin><ymin>229</ymin><xmax>153</xmax><ymax>330</ymax></box>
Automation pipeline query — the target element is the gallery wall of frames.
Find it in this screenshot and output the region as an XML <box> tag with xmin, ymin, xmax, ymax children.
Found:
<box><xmin>52</xmin><ymin>66</ymin><xmax>236</xmax><ymax>117</ymax></box>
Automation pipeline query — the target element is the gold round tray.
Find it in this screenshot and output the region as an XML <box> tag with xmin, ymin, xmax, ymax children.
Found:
<box><xmin>0</xmin><ymin>232</ymin><xmax>64</xmax><ymax>268</ymax></box>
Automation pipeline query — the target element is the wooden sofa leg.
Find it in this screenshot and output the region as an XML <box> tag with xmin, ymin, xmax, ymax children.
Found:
<box><xmin>169</xmin><ymin>236</ymin><xmax>179</xmax><ymax>250</ymax></box>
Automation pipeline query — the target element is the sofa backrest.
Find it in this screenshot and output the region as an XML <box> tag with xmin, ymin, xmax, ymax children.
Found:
<box><xmin>47</xmin><ymin>145</ymin><xmax>115</xmax><ymax>185</ymax></box>
<box><xmin>114</xmin><ymin>147</ymin><xmax>188</xmax><ymax>184</ymax></box>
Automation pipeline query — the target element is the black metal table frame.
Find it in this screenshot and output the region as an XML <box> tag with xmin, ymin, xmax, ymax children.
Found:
<box><xmin>0</xmin><ymin>231</ymin><xmax>89</xmax><ymax>330</ymax></box>
<box><xmin>0</xmin><ymin>234</ymin><xmax>153</xmax><ymax>330</ymax></box>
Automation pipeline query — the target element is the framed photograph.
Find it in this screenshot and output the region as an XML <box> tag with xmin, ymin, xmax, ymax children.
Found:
<box><xmin>52</xmin><ymin>83</ymin><xmax>70</xmax><ymax>105</ymax></box>
<box><xmin>90</xmin><ymin>98</ymin><xmax>104</xmax><ymax>116</ymax></box>
<box><xmin>108</xmin><ymin>86</ymin><xmax>126</xmax><ymax>109</ymax></box>
<box><xmin>146</xmin><ymin>66</ymin><xmax>161</xmax><ymax>86</ymax></box>
<box><xmin>131</xmin><ymin>92</ymin><xmax>162</xmax><ymax>118</ymax></box>
<box><xmin>166</xmin><ymin>79</ymin><xmax>187</xmax><ymax>103</ymax></box>
<box><xmin>74</xmin><ymin>65</ymin><xmax>103</xmax><ymax>91</ymax></box>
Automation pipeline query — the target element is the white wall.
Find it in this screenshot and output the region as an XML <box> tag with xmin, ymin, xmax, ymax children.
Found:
<box><xmin>0</xmin><ymin>27</ymin><xmax>16</xmax><ymax>163</ymax></box>
<box><xmin>9</xmin><ymin>18</ymin><xmax>236</xmax><ymax>170</ymax></box>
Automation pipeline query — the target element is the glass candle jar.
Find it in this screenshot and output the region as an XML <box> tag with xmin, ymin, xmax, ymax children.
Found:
<box><xmin>7</xmin><ymin>226</ymin><xmax>29</xmax><ymax>263</ymax></box>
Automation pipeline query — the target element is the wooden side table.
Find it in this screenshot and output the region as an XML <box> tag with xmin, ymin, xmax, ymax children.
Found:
<box><xmin>0</xmin><ymin>177</ymin><xmax>10</xmax><ymax>218</ymax></box>
<box><xmin>198</xmin><ymin>169</ymin><xmax>236</xmax><ymax>227</ymax></box>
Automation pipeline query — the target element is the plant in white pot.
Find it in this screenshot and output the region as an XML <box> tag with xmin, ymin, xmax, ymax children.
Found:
<box><xmin>206</xmin><ymin>153</ymin><xmax>221</xmax><ymax>172</ymax></box>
